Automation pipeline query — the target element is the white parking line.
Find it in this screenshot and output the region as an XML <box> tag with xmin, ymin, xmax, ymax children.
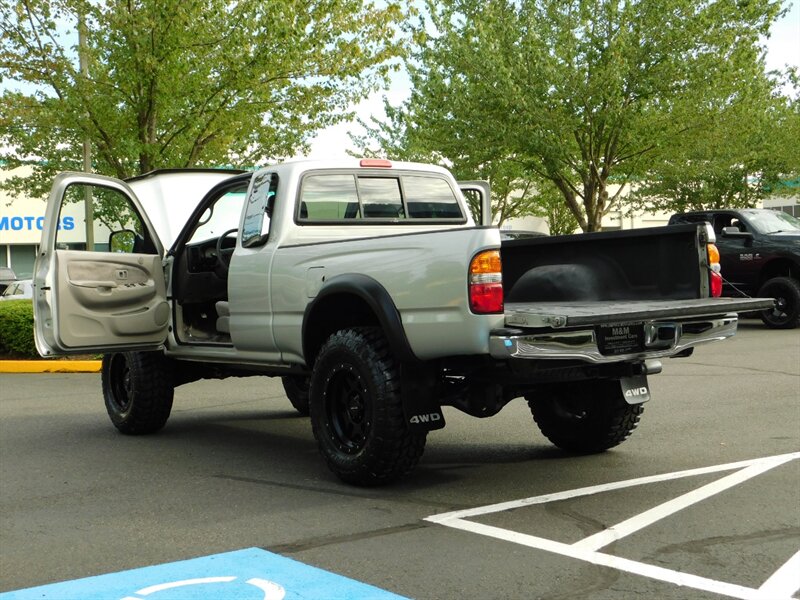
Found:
<box><xmin>425</xmin><ymin>452</ymin><xmax>800</xmax><ymax>600</ymax></box>
<box><xmin>758</xmin><ymin>550</ymin><xmax>800</xmax><ymax>599</ymax></box>
<box><xmin>435</xmin><ymin>518</ymin><xmax>779</xmax><ymax>600</ymax></box>
<box><xmin>426</xmin><ymin>453</ymin><xmax>799</xmax><ymax>522</ymax></box>
<box><xmin>573</xmin><ymin>454</ymin><xmax>797</xmax><ymax>551</ymax></box>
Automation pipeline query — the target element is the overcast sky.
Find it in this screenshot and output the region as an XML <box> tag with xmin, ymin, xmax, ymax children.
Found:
<box><xmin>302</xmin><ymin>0</ymin><xmax>800</xmax><ymax>160</ymax></box>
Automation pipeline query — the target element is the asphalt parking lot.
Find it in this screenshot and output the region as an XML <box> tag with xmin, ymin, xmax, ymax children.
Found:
<box><xmin>1</xmin><ymin>320</ymin><xmax>798</xmax><ymax>599</ymax></box>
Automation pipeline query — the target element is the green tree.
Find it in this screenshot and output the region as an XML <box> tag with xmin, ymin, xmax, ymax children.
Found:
<box><xmin>352</xmin><ymin>98</ymin><xmax>577</xmax><ymax>229</ymax></box>
<box><xmin>0</xmin><ymin>0</ymin><xmax>407</xmax><ymax>198</ymax></box>
<box><xmin>525</xmin><ymin>179</ymin><xmax>581</xmax><ymax>235</ymax></box>
<box><xmin>383</xmin><ymin>0</ymin><xmax>789</xmax><ymax>231</ymax></box>
<box><xmin>629</xmin><ymin>69</ymin><xmax>800</xmax><ymax>212</ymax></box>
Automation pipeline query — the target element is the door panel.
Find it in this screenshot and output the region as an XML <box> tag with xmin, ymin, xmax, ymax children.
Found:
<box><xmin>53</xmin><ymin>251</ymin><xmax>168</xmax><ymax>347</ymax></box>
<box><xmin>34</xmin><ymin>172</ymin><xmax>168</xmax><ymax>356</ymax></box>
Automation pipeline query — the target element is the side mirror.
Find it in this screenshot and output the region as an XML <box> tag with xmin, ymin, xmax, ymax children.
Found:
<box><xmin>721</xmin><ymin>226</ymin><xmax>753</xmax><ymax>239</ymax></box>
<box><xmin>109</xmin><ymin>230</ymin><xmax>137</xmax><ymax>253</ymax></box>
<box><xmin>458</xmin><ymin>180</ymin><xmax>492</xmax><ymax>227</ymax></box>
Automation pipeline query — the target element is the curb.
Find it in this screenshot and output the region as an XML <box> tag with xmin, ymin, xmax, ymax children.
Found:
<box><xmin>0</xmin><ymin>360</ymin><xmax>102</xmax><ymax>373</ymax></box>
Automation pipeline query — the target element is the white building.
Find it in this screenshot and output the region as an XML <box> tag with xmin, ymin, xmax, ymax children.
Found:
<box><xmin>0</xmin><ymin>166</ymin><xmax>45</xmax><ymax>278</ymax></box>
<box><xmin>0</xmin><ymin>166</ymin><xmax>113</xmax><ymax>278</ymax></box>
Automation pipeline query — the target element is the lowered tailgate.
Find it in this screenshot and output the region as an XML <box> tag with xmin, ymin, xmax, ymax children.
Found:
<box><xmin>504</xmin><ymin>297</ymin><xmax>776</xmax><ymax>328</ymax></box>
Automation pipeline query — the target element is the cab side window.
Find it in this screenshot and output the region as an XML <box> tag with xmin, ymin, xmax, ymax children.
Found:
<box><xmin>729</xmin><ymin>218</ymin><xmax>746</xmax><ymax>232</ymax></box>
<box><xmin>57</xmin><ymin>183</ymin><xmax>153</xmax><ymax>254</ymax></box>
<box><xmin>713</xmin><ymin>214</ymin><xmax>735</xmax><ymax>234</ymax></box>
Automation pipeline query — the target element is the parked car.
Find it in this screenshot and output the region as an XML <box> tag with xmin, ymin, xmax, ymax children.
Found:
<box><xmin>0</xmin><ymin>279</ymin><xmax>34</xmax><ymax>301</ymax></box>
<box><xmin>668</xmin><ymin>209</ymin><xmax>800</xmax><ymax>329</ymax></box>
<box><xmin>0</xmin><ymin>266</ymin><xmax>17</xmax><ymax>294</ymax></box>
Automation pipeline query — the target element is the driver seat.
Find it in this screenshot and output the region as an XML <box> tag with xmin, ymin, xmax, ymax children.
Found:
<box><xmin>215</xmin><ymin>301</ymin><xmax>230</xmax><ymax>334</ymax></box>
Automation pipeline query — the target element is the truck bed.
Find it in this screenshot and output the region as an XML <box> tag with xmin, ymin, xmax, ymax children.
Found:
<box><xmin>501</xmin><ymin>224</ymin><xmax>708</xmax><ymax>304</ymax></box>
<box><xmin>500</xmin><ymin>223</ymin><xmax>774</xmax><ymax>330</ymax></box>
<box><xmin>505</xmin><ymin>297</ymin><xmax>777</xmax><ymax>328</ymax></box>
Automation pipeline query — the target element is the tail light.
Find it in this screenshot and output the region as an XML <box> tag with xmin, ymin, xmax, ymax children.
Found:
<box><xmin>707</xmin><ymin>243</ymin><xmax>722</xmax><ymax>297</ymax></box>
<box><xmin>469</xmin><ymin>250</ymin><xmax>504</xmax><ymax>313</ymax></box>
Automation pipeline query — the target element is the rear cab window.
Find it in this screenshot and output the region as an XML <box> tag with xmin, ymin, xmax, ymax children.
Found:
<box><xmin>297</xmin><ymin>171</ymin><xmax>465</xmax><ymax>224</ymax></box>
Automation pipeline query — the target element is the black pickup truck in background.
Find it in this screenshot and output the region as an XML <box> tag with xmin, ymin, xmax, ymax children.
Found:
<box><xmin>669</xmin><ymin>208</ymin><xmax>800</xmax><ymax>329</ymax></box>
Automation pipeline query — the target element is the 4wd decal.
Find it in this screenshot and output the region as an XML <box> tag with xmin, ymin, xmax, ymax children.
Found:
<box><xmin>409</xmin><ymin>413</ymin><xmax>442</xmax><ymax>425</ymax></box>
<box><xmin>624</xmin><ymin>387</ymin><xmax>649</xmax><ymax>400</ymax></box>
<box><xmin>620</xmin><ymin>374</ymin><xmax>650</xmax><ymax>404</ymax></box>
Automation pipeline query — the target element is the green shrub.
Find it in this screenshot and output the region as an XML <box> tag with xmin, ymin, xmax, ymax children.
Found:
<box><xmin>0</xmin><ymin>300</ymin><xmax>38</xmax><ymax>358</ymax></box>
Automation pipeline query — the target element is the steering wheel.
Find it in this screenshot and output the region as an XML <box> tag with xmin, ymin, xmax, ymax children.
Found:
<box><xmin>215</xmin><ymin>228</ymin><xmax>238</xmax><ymax>273</ymax></box>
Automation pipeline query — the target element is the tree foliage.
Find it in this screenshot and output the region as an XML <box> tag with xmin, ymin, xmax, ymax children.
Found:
<box><xmin>352</xmin><ymin>97</ymin><xmax>577</xmax><ymax>230</ymax></box>
<box><xmin>371</xmin><ymin>0</ymin><xmax>792</xmax><ymax>231</ymax></box>
<box><xmin>0</xmin><ymin>0</ymin><xmax>408</xmax><ymax>198</ymax></box>
<box><xmin>629</xmin><ymin>70</ymin><xmax>800</xmax><ymax>212</ymax></box>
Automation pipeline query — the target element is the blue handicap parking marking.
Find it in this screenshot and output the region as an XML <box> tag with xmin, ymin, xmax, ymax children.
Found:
<box><xmin>0</xmin><ymin>547</ymin><xmax>408</xmax><ymax>600</ymax></box>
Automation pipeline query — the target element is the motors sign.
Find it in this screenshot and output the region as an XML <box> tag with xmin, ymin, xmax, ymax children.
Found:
<box><xmin>0</xmin><ymin>215</ymin><xmax>75</xmax><ymax>232</ymax></box>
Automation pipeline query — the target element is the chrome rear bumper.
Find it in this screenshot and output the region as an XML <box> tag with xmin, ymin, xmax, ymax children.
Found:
<box><xmin>489</xmin><ymin>314</ymin><xmax>738</xmax><ymax>364</ymax></box>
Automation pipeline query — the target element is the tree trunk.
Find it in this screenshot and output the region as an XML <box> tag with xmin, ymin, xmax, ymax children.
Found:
<box><xmin>583</xmin><ymin>172</ymin><xmax>609</xmax><ymax>232</ymax></box>
<box><xmin>553</xmin><ymin>176</ymin><xmax>588</xmax><ymax>231</ymax></box>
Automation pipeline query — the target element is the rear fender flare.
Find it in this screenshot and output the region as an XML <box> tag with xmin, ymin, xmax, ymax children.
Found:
<box><xmin>302</xmin><ymin>274</ymin><xmax>417</xmax><ymax>365</ymax></box>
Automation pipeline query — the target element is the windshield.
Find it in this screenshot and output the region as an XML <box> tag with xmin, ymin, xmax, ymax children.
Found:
<box><xmin>188</xmin><ymin>189</ymin><xmax>247</xmax><ymax>245</ymax></box>
<box><xmin>743</xmin><ymin>210</ymin><xmax>800</xmax><ymax>234</ymax></box>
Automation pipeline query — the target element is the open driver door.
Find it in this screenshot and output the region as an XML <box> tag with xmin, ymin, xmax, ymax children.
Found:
<box><xmin>34</xmin><ymin>172</ymin><xmax>168</xmax><ymax>356</ymax></box>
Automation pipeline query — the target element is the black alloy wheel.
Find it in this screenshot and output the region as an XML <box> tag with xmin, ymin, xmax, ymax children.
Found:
<box><xmin>758</xmin><ymin>276</ymin><xmax>800</xmax><ymax>329</ymax></box>
<box><xmin>309</xmin><ymin>327</ymin><xmax>427</xmax><ymax>486</ymax></box>
<box><xmin>324</xmin><ymin>365</ymin><xmax>370</xmax><ymax>454</ymax></box>
<box><xmin>107</xmin><ymin>353</ymin><xmax>133</xmax><ymax>415</ymax></box>
<box><xmin>101</xmin><ymin>351</ymin><xmax>174</xmax><ymax>434</ymax></box>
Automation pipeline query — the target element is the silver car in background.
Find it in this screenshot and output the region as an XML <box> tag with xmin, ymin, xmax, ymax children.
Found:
<box><xmin>0</xmin><ymin>279</ymin><xmax>34</xmax><ymax>301</ymax></box>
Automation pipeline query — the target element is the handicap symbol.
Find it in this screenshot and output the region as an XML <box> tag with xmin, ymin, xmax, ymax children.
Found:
<box><xmin>120</xmin><ymin>576</ymin><xmax>285</xmax><ymax>600</ymax></box>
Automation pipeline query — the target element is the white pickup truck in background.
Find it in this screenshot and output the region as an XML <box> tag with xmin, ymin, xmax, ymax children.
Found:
<box><xmin>33</xmin><ymin>159</ymin><xmax>773</xmax><ymax>485</ymax></box>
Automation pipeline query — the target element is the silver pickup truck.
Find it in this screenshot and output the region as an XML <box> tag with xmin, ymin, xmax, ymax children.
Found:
<box><xmin>33</xmin><ymin>159</ymin><xmax>773</xmax><ymax>485</ymax></box>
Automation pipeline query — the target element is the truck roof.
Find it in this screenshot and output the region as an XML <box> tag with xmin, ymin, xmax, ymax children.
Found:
<box><xmin>124</xmin><ymin>160</ymin><xmax>459</xmax><ymax>249</ymax></box>
<box><xmin>264</xmin><ymin>158</ymin><xmax>453</xmax><ymax>178</ymax></box>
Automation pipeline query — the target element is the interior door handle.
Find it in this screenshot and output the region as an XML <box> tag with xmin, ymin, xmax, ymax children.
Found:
<box><xmin>71</xmin><ymin>280</ymin><xmax>119</xmax><ymax>289</ymax></box>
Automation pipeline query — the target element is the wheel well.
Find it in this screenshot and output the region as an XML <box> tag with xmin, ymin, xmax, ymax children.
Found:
<box><xmin>303</xmin><ymin>293</ymin><xmax>380</xmax><ymax>365</ymax></box>
<box><xmin>759</xmin><ymin>259</ymin><xmax>800</xmax><ymax>287</ymax></box>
